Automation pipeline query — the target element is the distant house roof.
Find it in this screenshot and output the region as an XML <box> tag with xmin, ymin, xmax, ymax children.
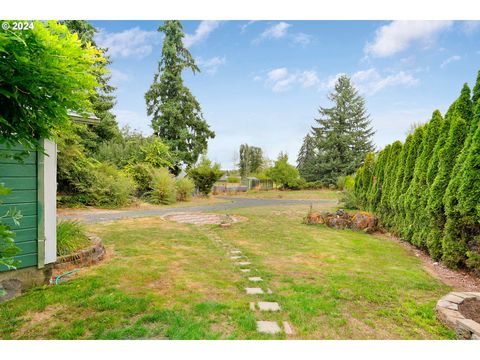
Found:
<box><xmin>68</xmin><ymin>111</ymin><xmax>99</xmax><ymax>125</ymax></box>
<box><xmin>219</xmin><ymin>175</ymin><xmax>228</xmax><ymax>182</ymax></box>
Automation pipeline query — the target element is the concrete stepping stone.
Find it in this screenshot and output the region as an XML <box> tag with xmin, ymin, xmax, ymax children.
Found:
<box><xmin>237</xmin><ymin>261</ymin><xmax>251</xmax><ymax>266</ymax></box>
<box><xmin>248</xmin><ymin>276</ymin><xmax>262</xmax><ymax>282</ymax></box>
<box><xmin>230</xmin><ymin>250</ymin><xmax>242</xmax><ymax>254</ymax></box>
<box><xmin>245</xmin><ymin>287</ymin><xmax>264</xmax><ymax>295</ymax></box>
<box><xmin>258</xmin><ymin>301</ymin><xmax>281</xmax><ymax>312</ymax></box>
<box><xmin>230</xmin><ymin>255</ymin><xmax>243</xmax><ymax>260</ymax></box>
<box><xmin>240</xmin><ymin>269</ymin><xmax>251</xmax><ymax>273</ymax></box>
<box><xmin>283</xmin><ymin>321</ymin><xmax>294</xmax><ymax>335</ymax></box>
<box><xmin>257</xmin><ymin>321</ymin><xmax>281</xmax><ymax>334</ymax></box>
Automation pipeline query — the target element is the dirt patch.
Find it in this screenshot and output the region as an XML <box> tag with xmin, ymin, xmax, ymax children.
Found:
<box><xmin>378</xmin><ymin>233</ymin><xmax>480</xmax><ymax>291</ymax></box>
<box><xmin>459</xmin><ymin>298</ymin><xmax>480</xmax><ymax>323</ymax></box>
<box><xmin>15</xmin><ymin>305</ymin><xmax>67</xmax><ymax>338</ymax></box>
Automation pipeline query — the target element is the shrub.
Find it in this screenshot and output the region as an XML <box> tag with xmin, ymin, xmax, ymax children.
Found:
<box><xmin>188</xmin><ymin>156</ymin><xmax>224</xmax><ymax>196</ymax></box>
<box><xmin>149</xmin><ymin>168</ymin><xmax>177</xmax><ymax>204</ymax></box>
<box><xmin>62</xmin><ymin>162</ymin><xmax>135</xmax><ymax>207</ymax></box>
<box><xmin>344</xmin><ymin>176</ymin><xmax>355</xmax><ymax>192</ymax></box>
<box><xmin>303</xmin><ymin>181</ymin><xmax>325</xmax><ymax>190</ymax></box>
<box><xmin>337</xmin><ymin>176</ymin><xmax>346</xmax><ymax>190</ymax></box>
<box><xmin>285</xmin><ymin>177</ymin><xmax>307</xmax><ymax>190</ymax></box>
<box><xmin>341</xmin><ymin>189</ymin><xmax>359</xmax><ymax>210</ymax></box>
<box><xmin>227</xmin><ymin>176</ymin><xmax>241</xmax><ymax>183</ymax></box>
<box><xmin>124</xmin><ymin>162</ymin><xmax>155</xmax><ymax>194</ymax></box>
<box><xmin>176</xmin><ymin>178</ymin><xmax>195</xmax><ymax>202</ymax></box>
<box><xmin>56</xmin><ymin>220</ymin><xmax>91</xmax><ymax>257</ymax></box>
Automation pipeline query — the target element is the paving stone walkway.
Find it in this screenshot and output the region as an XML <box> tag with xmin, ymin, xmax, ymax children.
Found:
<box><xmin>205</xmin><ymin>228</ymin><xmax>295</xmax><ymax>337</ymax></box>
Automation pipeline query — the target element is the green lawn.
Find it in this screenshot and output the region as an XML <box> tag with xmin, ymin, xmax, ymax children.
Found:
<box><xmin>0</xmin><ymin>199</ymin><xmax>454</xmax><ymax>339</ymax></box>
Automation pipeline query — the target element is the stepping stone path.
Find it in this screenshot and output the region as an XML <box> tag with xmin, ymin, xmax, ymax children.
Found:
<box><xmin>164</xmin><ymin>213</ymin><xmax>243</xmax><ymax>226</ymax></box>
<box><xmin>245</xmin><ymin>287</ymin><xmax>264</xmax><ymax>295</ymax></box>
<box><xmin>257</xmin><ymin>301</ymin><xmax>281</xmax><ymax>312</ymax></box>
<box><xmin>257</xmin><ymin>321</ymin><xmax>281</xmax><ymax>334</ymax></box>
<box><xmin>236</xmin><ymin>261</ymin><xmax>251</xmax><ymax>266</ymax></box>
<box><xmin>205</xmin><ymin>228</ymin><xmax>294</xmax><ymax>337</ymax></box>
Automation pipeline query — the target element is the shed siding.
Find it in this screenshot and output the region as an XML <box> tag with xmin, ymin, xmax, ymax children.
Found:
<box><xmin>0</xmin><ymin>145</ymin><xmax>38</xmax><ymax>271</ymax></box>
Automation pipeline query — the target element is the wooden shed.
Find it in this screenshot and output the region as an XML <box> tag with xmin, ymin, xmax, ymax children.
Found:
<box><xmin>0</xmin><ymin>113</ymin><xmax>97</xmax><ymax>275</ymax></box>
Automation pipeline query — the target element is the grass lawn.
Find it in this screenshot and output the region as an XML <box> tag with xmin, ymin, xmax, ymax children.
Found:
<box><xmin>225</xmin><ymin>189</ymin><xmax>341</xmax><ymax>201</ymax></box>
<box><xmin>0</xmin><ymin>199</ymin><xmax>454</xmax><ymax>339</ymax></box>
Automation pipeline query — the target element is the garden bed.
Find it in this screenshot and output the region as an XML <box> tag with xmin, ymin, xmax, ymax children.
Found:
<box><xmin>436</xmin><ymin>292</ymin><xmax>480</xmax><ymax>339</ymax></box>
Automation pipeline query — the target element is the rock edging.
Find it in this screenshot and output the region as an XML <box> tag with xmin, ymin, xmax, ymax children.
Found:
<box><xmin>54</xmin><ymin>233</ymin><xmax>105</xmax><ymax>270</ymax></box>
<box><xmin>436</xmin><ymin>292</ymin><xmax>480</xmax><ymax>339</ymax></box>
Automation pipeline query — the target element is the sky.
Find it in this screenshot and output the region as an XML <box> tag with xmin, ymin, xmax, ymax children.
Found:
<box><xmin>91</xmin><ymin>20</ymin><xmax>480</xmax><ymax>169</ymax></box>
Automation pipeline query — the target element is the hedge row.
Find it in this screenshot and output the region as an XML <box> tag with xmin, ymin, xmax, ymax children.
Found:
<box><xmin>354</xmin><ymin>71</ymin><xmax>480</xmax><ymax>272</ymax></box>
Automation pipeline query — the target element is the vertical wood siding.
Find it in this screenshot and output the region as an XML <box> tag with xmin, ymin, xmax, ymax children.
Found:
<box><xmin>0</xmin><ymin>144</ymin><xmax>38</xmax><ymax>270</ymax></box>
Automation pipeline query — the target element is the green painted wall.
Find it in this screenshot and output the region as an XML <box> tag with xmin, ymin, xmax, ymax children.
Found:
<box><xmin>0</xmin><ymin>144</ymin><xmax>38</xmax><ymax>270</ymax></box>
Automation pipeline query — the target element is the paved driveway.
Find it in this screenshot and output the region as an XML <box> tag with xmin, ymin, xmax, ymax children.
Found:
<box><xmin>60</xmin><ymin>196</ymin><xmax>338</xmax><ymax>224</ymax></box>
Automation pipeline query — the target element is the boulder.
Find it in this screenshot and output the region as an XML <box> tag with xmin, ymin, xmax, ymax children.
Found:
<box><xmin>351</xmin><ymin>211</ymin><xmax>377</xmax><ymax>233</ymax></box>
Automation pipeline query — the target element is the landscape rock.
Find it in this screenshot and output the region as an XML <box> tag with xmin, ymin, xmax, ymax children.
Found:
<box><xmin>304</xmin><ymin>209</ymin><xmax>377</xmax><ymax>232</ymax></box>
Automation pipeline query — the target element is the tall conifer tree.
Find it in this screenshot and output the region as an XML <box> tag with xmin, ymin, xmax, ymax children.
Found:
<box><xmin>145</xmin><ymin>21</ymin><xmax>215</xmax><ymax>174</ymax></box>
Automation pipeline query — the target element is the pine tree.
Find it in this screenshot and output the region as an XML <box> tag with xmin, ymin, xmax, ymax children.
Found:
<box><xmin>311</xmin><ymin>75</ymin><xmax>374</xmax><ymax>185</ymax></box>
<box><xmin>297</xmin><ymin>133</ymin><xmax>317</xmax><ymax>182</ymax></box>
<box><xmin>145</xmin><ymin>21</ymin><xmax>215</xmax><ymax>174</ymax></box>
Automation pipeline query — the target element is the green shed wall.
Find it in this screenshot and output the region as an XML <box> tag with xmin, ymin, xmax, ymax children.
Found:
<box><xmin>0</xmin><ymin>144</ymin><xmax>38</xmax><ymax>270</ymax></box>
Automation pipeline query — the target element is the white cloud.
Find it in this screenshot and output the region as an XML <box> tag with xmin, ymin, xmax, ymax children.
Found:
<box><xmin>184</xmin><ymin>21</ymin><xmax>221</xmax><ymax>47</ymax></box>
<box><xmin>364</xmin><ymin>21</ymin><xmax>453</xmax><ymax>57</ymax></box>
<box><xmin>462</xmin><ymin>21</ymin><xmax>480</xmax><ymax>35</ymax></box>
<box><xmin>267</xmin><ymin>67</ymin><xmax>289</xmax><ymax>82</ymax></box>
<box><xmin>196</xmin><ymin>56</ymin><xmax>226</xmax><ymax>74</ymax></box>
<box><xmin>321</xmin><ymin>68</ymin><xmax>419</xmax><ymax>95</ymax></box>
<box><xmin>264</xmin><ymin>67</ymin><xmax>319</xmax><ymax>92</ymax></box>
<box><xmin>352</xmin><ymin>68</ymin><xmax>419</xmax><ymax>95</ymax></box>
<box><xmin>95</xmin><ymin>27</ymin><xmax>161</xmax><ymax>59</ymax></box>
<box><xmin>292</xmin><ymin>32</ymin><xmax>312</xmax><ymax>46</ymax></box>
<box><xmin>440</xmin><ymin>55</ymin><xmax>461</xmax><ymax>68</ymax></box>
<box><xmin>298</xmin><ymin>70</ymin><xmax>320</xmax><ymax>88</ymax></box>
<box><xmin>260</xmin><ymin>22</ymin><xmax>291</xmax><ymax>40</ymax></box>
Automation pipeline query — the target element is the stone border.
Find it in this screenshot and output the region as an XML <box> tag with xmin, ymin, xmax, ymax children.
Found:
<box><xmin>436</xmin><ymin>292</ymin><xmax>480</xmax><ymax>339</ymax></box>
<box><xmin>54</xmin><ymin>233</ymin><xmax>105</xmax><ymax>271</ymax></box>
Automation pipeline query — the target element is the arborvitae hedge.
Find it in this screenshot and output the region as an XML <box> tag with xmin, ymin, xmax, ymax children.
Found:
<box><xmin>353</xmin><ymin>72</ymin><xmax>480</xmax><ymax>273</ymax></box>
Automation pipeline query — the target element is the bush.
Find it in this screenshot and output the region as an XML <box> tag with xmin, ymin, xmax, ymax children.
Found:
<box><xmin>340</xmin><ymin>189</ymin><xmax>359</xmax><ymax>210</ymax></box>
<box><xmin>61</xmin><ymin>162</ymin><xmax>136</xmax><ymax>207</ymax></box>
<box><xmin>337</xmin><ymin>176</ymin><xmax>346</xmax><ymax>190</ymax></box>
<box><xmin>303</xmin><ymin>181</ymin><xmax>325</xmax><ymax>190</ymax></box>
<box><xmin>124</xmin><ymin>162</ymin><xmax>155</xmax><ymax>194</ymax></box>
<box><xmin>149</xmin><ymin>168</ymin><xmax>177</xmax><ymax>204</ymax></box>
<box><xmin>227</xmin><ymin>176</ymin><xmax>241</xmax><ymax>183</ymax></box>
<box><xmin>56</xmin><ymin>220</ymin><xmax>91</xmax><ymax>257</ymax></box>
<box><xmin>188</xmin><ymin>156</ymin><xmax>224</xmax><ymax>196</ymax></box>
<box><xmin>285</xmin><ymin>177</ymin><xmax>307</xmax><ymax>190</ymax></box>
<box><xmin>344</xmin><ymin>175</ymin><xmax>355</xmax><ymax>191</ymax></box>
<box><xmin>176</xmin><ymin>178</ymin><xmax>195</xmax><ymax>202</ymax></box>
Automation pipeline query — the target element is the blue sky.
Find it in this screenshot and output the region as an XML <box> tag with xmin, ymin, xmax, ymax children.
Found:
<box><xmin>91</xmin><ymin>20</ymin><xmax>480</xmax><ymax>169</ymax></box>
